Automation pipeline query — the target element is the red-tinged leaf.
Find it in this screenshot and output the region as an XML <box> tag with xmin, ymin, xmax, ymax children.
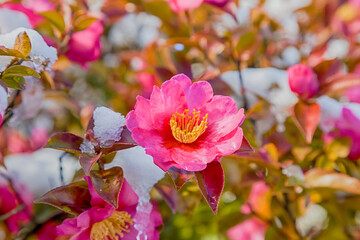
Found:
<box><xmin>34</xmin><ymin>181</ymin><xmax>91</xmax><ymax>216</ymax></box>
<box><xmin>305</xmin><ymin>168</ymin><xmax>360</xmax><ymax>195</ymax></box>
<box><xmin>195</xmin><ymin>161</ymin><xmax>224</xmax><ymax>215</ymax></box>
<box><xmin>232</xmin><ymin>136</ymin><xmax>254</xmax><ymax>155</ymax></box>
<box><xmin>259</xmin><ymin>143</ymin><xmax>278</xmax><ymax>165</ymax></box>
<box><xmin>101</xmin><ymin>128</ymin><xmax>137</xmax><ymax>155</ymax></box>
<box><xmin>79</xmin><ymin>152</ymin><xmax>102</xmax><ymax>175</ymax></box>
<box><xmin>292</xmin><ymin>101</ymin><xmax>320</xmax><ymax>143</ymax></box>
<box><xmin>155</xmin><ymin>184</ymin><xmax>178</xmax><ymax>213</ymax></box>
<box><xmin>168</xmin><ymin>167</ymin><xmax>194</xmax><ymax>190</ymax></box>
<box><xmin>46</xmin><ymin>132</ymin><xmax>83</xmax><ymax>153</ymax></box>
<box><xmin>90</xmin><ymin>167</ymin><xmax>124</xmax><ymax>208</ymax></box>
<box><xmin>320</xmin><ymin>74</ymin><xmax>360</xmax><ymax>95</ymax></box>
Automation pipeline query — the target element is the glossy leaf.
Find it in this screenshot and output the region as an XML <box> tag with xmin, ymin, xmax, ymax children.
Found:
<box><xmin>305</xmin><ymin>168</ymin><xmax>360</xmax><ymax>194</ymax></box>
<box><xmin>14</xmin><ymin>32</ymin><xmax>31</xmax><ymax>57</ymax></box>
<box><xmin>320</xmin><ymin>74</ymin><xmax>360</xmax><ymax>95</ymax></box>
<box><xmin>90</xmin><ymin>167</ymin><xmax>124</xmax><ymax>208</ymax></box>
<box><xmin>3</xmin><ymin>65</ymin><xmax>40</xmax><ymax>78</ymax></box>
<box><xmin>46</xmin><ymin>132</ymin><xmax>83</xmax><ymax>153</ymax></box>
<box><xmin>195</xmin><ymin>161</ymin><xmax>224</xmax><ymax>215</ymax></box>
<box><xmin>293</xmin><ymin>101</ymin><xmax>320</xmax><ymax>143</ymax></box>
<box><xmin>101</xmin><ymin>129</ymin><xmax>137</xmax><ymax>155</ymax></box>
<box><xmin>79</xmin><ymin>152</ymin><xmax>102</xmax><ymax>175</ymax></box>
<box><xmin>35</xmin><ymin>181</ymin><xmax>91</xmax><ymax>215</ymax></box>
<box><xmin>168</xmin><ymin>167</ymin><xmax>194</xmax><ymax>190</ymax></box>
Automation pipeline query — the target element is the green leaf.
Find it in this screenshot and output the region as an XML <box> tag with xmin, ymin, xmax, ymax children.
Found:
<box><xmin>90</xmin><ymin>167</ymin><xmax>124</xmax><ymax>208</ymax></box>
<box><xmin>1</xmin><ymin>76</ymin><xmax>25</xmax><ymax>89</ymax></box>
<box><xmin>3</xmin><ymin>65</ymin><xmax>40</xmax><ymax>78</ymax></box>
<box><xmin>236</xmin><ymin>31</ymin><xmax>256</xmax><ymax>53</ymax></box>
<box><xmin>40</xmin><ymin>11</ymin><xmax>66</xmax><ymax>32</ymax></box>
<box><xmin>14</xmin><ymin>32</ymin><xmax>31</xmax><ymax>57</ymax></box>
<box><xmin>35</xmin><ymin>181</ymin><xmax>91</xmax><ymax>216</ymax></box>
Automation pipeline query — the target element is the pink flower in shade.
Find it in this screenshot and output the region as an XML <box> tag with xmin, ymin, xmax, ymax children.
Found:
<box><xmin>66</xmin><ymin>21</ymin><xmax>104</xmax><ymax>67</ymax></box>
<box><xmin>169</xmin><ymin>0</ymin><xmax>230</xmax><ymax>12</ymax></box>
<box><xmin>56</xmin><ymin>177</ymin><xmax>162</xmax><ymax>240</ymax></box>
<box><xmin>1</xmin><ymin>3</ymin><xmax>44</xmax><ymax>27</ymax></box>
<box><xmin>0</xmin><ymin>176</ymin><xmax>33</xmax><ymax>234</ymax></box>
<box><xmin>7</xmin><ymin>128</ymin><xmax>48</xmax><ymax>154</ymax></box>
<box><xmin>287</xmin><ymin>64</ymin><xmax>320</xmax><ymax>100</ymax></box>
<box><xmin>345</xmin><ymin>86</ymin><xmax>360</xmax><ymax>104</ymax></box>
<box><xmin>126</xmin><ymin>74</ymin><xmax>245</xmax><ymax>172</ymax></box>
<box><xmin>333</xmin><ymin>107</ymin><xmax>360</xmax><ymax>160</ymax></box>
<box><xmin>0</xmin><ymin>85</ymin><xmax>7</xmax><ymax>127</ymax></box>
<box><xmin>227</xmin><ymin>217</ymin><xmax>268</xmax><ymax>240</ymax></box>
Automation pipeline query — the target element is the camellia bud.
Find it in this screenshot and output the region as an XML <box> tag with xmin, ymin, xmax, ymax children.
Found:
<box><xmin>287</xmin><ymin>64</ymin><xmax>319</xmax><ymax>100</ymax></box>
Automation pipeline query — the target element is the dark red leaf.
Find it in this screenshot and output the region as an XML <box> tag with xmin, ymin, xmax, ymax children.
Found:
<box><xmin>79</xmin><ymin>152</ymin><xmax>102</xmax><ymax>175</ymax></box>
<box><xmin>155</xmin><ymin>184</ymin><xmax>178</xmax><ymax>214</ymax></box>
<box><xmin>168</xmin><ymin>167</ymin><xmax>194</xmax><ymax>190</ymax></box>
<box><xmin>292</xmin><ymin>101</ymin><xmax>320</xmax><ymax>143</ymax></box>
<box><xmin>46</xmin><ymin>132</ymin><xmax>83</xmax><ymax>154</ymax></box>
<box><xmin>90</xmin><ymin>167</ymin><xmax>124</xmax><ymax>208</ymax></box>
<box><xmin>34</xmin><ymin>181</ymin><xmax>91</xmax><ymax>216</ymax></box>
<box><xmin>195</xmin><ymin>161</ymin><xmax>224</xmax><ymax>215</ymax></box>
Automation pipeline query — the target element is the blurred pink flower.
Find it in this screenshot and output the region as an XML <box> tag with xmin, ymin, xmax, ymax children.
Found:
<box><xmin>66</xmin><ymin>21</ymin><xmax>104</xmax><ymax>67</ymax></box>
<box><xmin>241</xmin><ymin>181</ymin><xmax>270</xmax><ymax>215</ymax></box>
<box><xmin>56</xmin><ymin>176</ymin><xmax>162</xmax><ymax>240</ymax></box>
<box><xmin>126</xmin><ymin>74</ymin><xmax>244</xmax><ymax>171</ymax></box>
<box><xmin>287</xmin><ymin>64</ymin><xmax>319</xmax><ymax>100</ymax></box>
<box><xmin>227</xmin><ymin>217</ymin><xmax>268</xmax><ymax>240</ymax></box>
<box><xmin>136</xmin><ymin>72</ymin><xmax>157</xmax><ymax>99</ymax></box>
<box><xmin>334</xmin><ymin>107</ymin><xmax>360</xmax><ymax>160</ymax></box>
<box><xmin>169</xmin><ymin>0</ymin><xmax>230</xmax><ymax>12</ymax></box>
<box><xmin>8</xmin><ymin>128</ymin><xmax>48</xmax><ymax>154</ymax></box>
<box><xmin>0</xmin><ymin>176</ymin><xmax>33</xmax><ymax>233</ymax></box>
<box><xmin>1</xmin><ymin>2</ymin><xmax>44</xmax><ymax>27</ymax></box>
<box><xmin>345</xmin><ymin>86</ymin><xmax>360</xmax><ymax>104</ymax></box>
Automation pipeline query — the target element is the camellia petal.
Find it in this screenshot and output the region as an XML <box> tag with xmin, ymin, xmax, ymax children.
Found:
<box><xmin>126</xmin><ymin>73</ymin><xmax>244</xmax><ymax>172</ymax></box>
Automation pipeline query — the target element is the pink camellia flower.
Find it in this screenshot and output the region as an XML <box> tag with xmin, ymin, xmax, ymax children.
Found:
<box><xmin>287</xmin><ymin>64</ymin><xmax>320</xmax><ymax>100</ymax></box>
<box><xmin>38</xmin><ymin>221</ymin><xmax>58</xmax><ymax>240</ymax></box>
<box><xmin>126</xmin><ymin>74</ymin><xmax>245</xmax><ymax>172</ymax></box>
<box><xmin>56</xmin><ymin>176</ymin><xmax>162</xmax><ymax>240</ymax></box>
<box><xmin>169</xmin><ymin>0</ymin><xmax>230</xmax><ymax>12</ymax></box>
<box><xmin>345</xmin><ymin>86</ymin><xmax>360</xmax><ymax>104</ymax></box>
<box><xmin>66</xmin><ymin>20</ymin><xmax>104</xmax><ymax>67</ymax></box>
<box><xmin>0</xmin><ymin>175</ymin><xmax>33</xmax><ymax>234</ymax></box>
<box><xmin>227</xmin><ymin>217</ymin><xmax>268</xmax><ymax>240</ymax></box>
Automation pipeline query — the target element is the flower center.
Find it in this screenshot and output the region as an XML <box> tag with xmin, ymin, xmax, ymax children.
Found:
<box><xmin>90</xmin><ymin>211</ymin><xmax>133</xmax><ymax>240</ymax></box>
<box><xmin>170</xmin><ymin>109</ymin><xmax>208</xmax><ymax>144</ymax></box>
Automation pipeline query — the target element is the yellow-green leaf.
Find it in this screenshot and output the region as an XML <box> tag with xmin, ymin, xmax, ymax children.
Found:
<box><xmin>236</xmin><ymin>31</ymin><xmax>256</xmax><ymax>53</ymax></box>
<box><xmin>74</xmin><ymin>15</ymin><xmax>97</xmax><ymax>32</ymax></box>
<box><xmin>40</xmin><ymin>11</ymin><xmax>66</xmax><ymax>32</ymax></box>
<box><xmin>1</xmin><ymin>76</ymin><xmax>25</xmax><ymax>89</ymax></box>
<box><xmin>3</xmin><ymin>65</ymin><xmax>40</xmax><ymax>78</ymax></box>
<box><xmin>14</xmin><ymin>32</ymin><xmax>31</xmax><ymax>57</ymax></box>
<box><xmin>0</xmin><ymin>46</ymin><xmax>24</xmax><ymax>58</ymax></box>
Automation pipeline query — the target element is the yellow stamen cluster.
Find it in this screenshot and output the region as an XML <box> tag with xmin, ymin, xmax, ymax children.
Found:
<box><xmin>90</xmin><ymin>211</ymin><xmax>133</xmax><ymax>240</ymax></box>
<box><xmin>170</xmin><ymin>109</ymin><xmax>208</xmax><ymax>144</ymax></box>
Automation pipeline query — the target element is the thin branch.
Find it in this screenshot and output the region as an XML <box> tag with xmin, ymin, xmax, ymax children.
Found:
<box><xmin>59</xmin><ymin>152</ymin><xmax>68</xmax><ymax>185</ymax></box>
